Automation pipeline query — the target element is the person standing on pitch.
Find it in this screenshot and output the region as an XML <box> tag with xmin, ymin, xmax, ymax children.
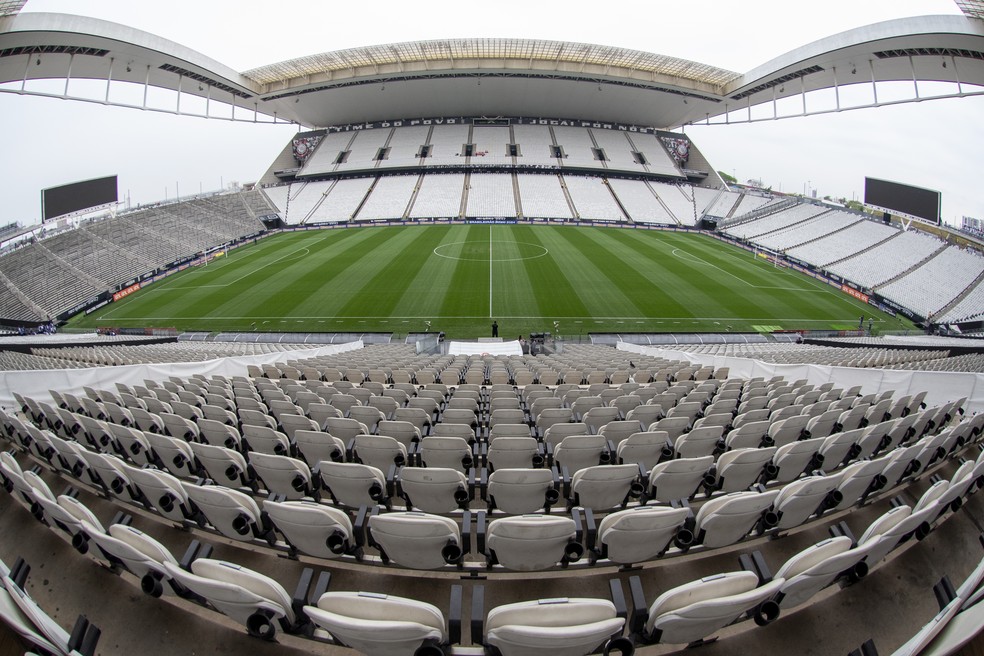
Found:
<box><xmin>492</xmin><ymin>320</ymin><xmax>499</xmax><ymax>337</ymax></box>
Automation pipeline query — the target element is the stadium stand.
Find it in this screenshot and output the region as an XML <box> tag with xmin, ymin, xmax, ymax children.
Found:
<box><xmin>408</xmin><ymin>173</ymin><xmax>465</xmax><ymax>218</ymax></box>
<box><xmin>354</xmin><ymin>174</ymin><xmax>417</xmax><ymax>220</ymax></box>
<box><xmin>425</xmin><ymin>124</ymin><xmax>470</xmax><ymax>166</ymax></box>
<box><xmin>335</xmin><ymin>128</ymin><xmax>391</xmax><ymax>172</ymax></box>
<box><xmin>465</xmin><ymin>173</ymin><xmax>517</xmax><ymax>217</ymax></box>
<box><xmin>377</xmin><ymin>125</ymin><xmax>429</xmax><ymax>170</ymax></box>
<box><xmin>754</xmin><ymin>210</ymin><xmax>858</xmax><ymax>252</ymax></box>
<box><xmin>826</xmin><ymin>229</ymin><xmax>943</xmax><ymax>289</ymax></box>
<box><xmin>607</xmin><ymin>179</ymin><xmax>677</xmax><ymax>225</ymax></box>
<box><xmin>471</xmin><ymin>126</ymin><xmax>514</xmax><ymax>166</ymax></box>
<box><xmin>785</xmin><ymin>217</ymin><xmax>896</xmax><ymax>267</ymax></box>
<box><xmin>723</xmin><ymin>203</ymin><xmax>829</xmax><ymax>241</ymax></box>
<box><xmin>564</xmin><ymin>176</ymin><xmax>625</xmax><ymax>221</ymax></box>
<box><xmin>554</xmin><ymin>126</ymin><xmax>606</xmax><ymax>169</ymax></box>
<box><xmin>878</xmin><ymin>246</ymin><xmax>984</xmax><ymax>319</ymax></box>
<box><xmin>296</xmin><ymin>131</ymin><xmax>353</xmax><ymax>177</ymax></box>
<box><xmin>515</xmin><ymin>173</ymin><xmax>572</xmax><ymax>219</ymax></box>
<box><xmin>511</xmin><ymin>124</ymin><xmax>559</xmax><ymax>166</ymax></box>
<box><xmin>308</xmin><ymin>178</ymin><xmax>374</xmax><ymax>223</ymax></box>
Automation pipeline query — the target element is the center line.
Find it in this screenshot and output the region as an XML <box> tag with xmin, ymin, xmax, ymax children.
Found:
<box><xmin>489</xmin><ymin>225</ymin><xmax>493</xmax><ymax>318</ymax></box>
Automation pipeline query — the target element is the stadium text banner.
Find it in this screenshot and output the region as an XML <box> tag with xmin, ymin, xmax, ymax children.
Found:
<box><xmin>113</xmin><ymin>283</ymin><xmax>141</xmax><ymax>302</ymax></box>
<box><xmin>322</xmin><ymin>115</ymin><xmax>675</xmax><ymax>136</ymax></box>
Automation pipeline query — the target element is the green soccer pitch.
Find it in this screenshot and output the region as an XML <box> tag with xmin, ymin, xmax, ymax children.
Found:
<box><xmin>68</xmin><ymin>224</ymin><xmax>914</xmax><ymax>338</ymax></box>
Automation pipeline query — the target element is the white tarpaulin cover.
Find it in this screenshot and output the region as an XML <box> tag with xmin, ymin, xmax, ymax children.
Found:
<box><xmin>617</xmin><ymin>342</ymin><xmax>983</xmax><ymax>414</ymax></box>
<box><xmin>0</xmin><ymin>341</ymin><xmax>363</xmax><ymax>410</ymax></box>
<box><xmin>447</xmin><ymin>340</ymin><xmax>523</xmax><ymax>356</ymax></box>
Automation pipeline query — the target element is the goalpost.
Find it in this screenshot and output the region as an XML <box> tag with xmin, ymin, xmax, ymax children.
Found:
<box><xmin>752</xmin><ymin>245</ymin><xmax>788</xmax><ymax>268</ymax></box>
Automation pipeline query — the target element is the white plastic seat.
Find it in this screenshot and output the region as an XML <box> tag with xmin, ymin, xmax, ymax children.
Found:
<box><xmin>248</xmin><ymin>452</ymin><xmax>313</xmax><ymax>499</ymax></box>
<box><xmin>485</xmin><ymin>597</ymin><xmax>625</xmax><ymax>656</ymax></box>
<box><xmin>352</xmin><ymin>434</ymin><xmax>408</xmax><ymax>470</ymax></box>
<box><xmin>181</xmin><ymin>483</ymin><xmax>264</xmax><ymax>542</ymax></box>
<box><xmin>485</xmin><ymin>514</ymin><xmax>581</xmax><ymax>571</ymax></box>
<box><xmin>818</xmin><ymin>430</ymin><xmax>863</xmax><ymax>471</ymax></box>
<box><xmin>648</xmin><ymin>456</ymin><xmax>714</xmax><ymax>503</ymax></box>
<box><xmin>772</xmin><ymin>474</ymin><xmax>842</xmax><ymax>530</ymax></box>
<box><xmin>262</xmin><ymin>499</ymin><xmax>354</xmax><ymax>559</ymax></box>
<box><xmin>368</xmin><ymin>511</ymin><xmax>463</xmax><ymax>569</ymax></box>
<box><xmin>582</xmin><ymin>407</ymin><xmax>621</xmax><ymax>434</ymax></box>
<box><xmin>693</xmin><ymin>490</ymin><xmax>780</xmax><ymax>548</ymax></box>
<box><xmin>488</xmin><ymin>424</ymin><xmax>533</xmax><ymax>441</ymax></box>
<box><xmin>31</xmin><ymin>493</ymin><xmax>103</xmax><ymax>542</ymax></box>
<box><xmin>77</xmin><ymin>450</ymin><xmax>134</xmax><ymax>500</ymax></box>
<box><xmin>418</xmin><ymin>436</ymin><xmax>473</xmax><ymax>472</ymax></box>
<box><xmin>597</xmin><ymin>506</ymin><xmax>691</xmax><ymax>564</ymax></box>
<box><xmin>81</xmin><ymin>522</ymin><xmax>178</xmax><ymax>596</ymax></box>
<box><xmin>617</xmin><ymin>431</ymin><xmax>671</xmax><ymax>470</ymax></box>
<box><xmin>189</xmin><ymin>442</ymin><xmax>250</xmax><ymax>488</ymax></box>
<box><xmin>543</xmin><ymin>422</ymin><xmax>589</xmax><ymax>446</ymax></box>
<box><xmin>643</xmin><ymin>570</ymin><xmax>784</xmax><ymax>645</ymax></box>
<box><xmin>293</xmin><ymin>430</ymin><xmax>345</xmax><ymax>468</ymax></box>
<box><xmin>487</xmin><ymin>437</ymin><xmax>541</xmax><ymax>471</ymax></box>
<box><xmin>324</xmin><ymin>416</ymin><xmax>369</xmax><ymax>441</ymax></box>
<box><xmin>349</xmin><ymin>406</ymin><xmax>385</xmax><ymax>434</ymax></box>
<box><xmin>767</xmin><ymin>414</ymin><xmax>811</xmax><ymax>448</ymax></box>
<box><xmin>710</xmin><ymin>447</ymin><xmax>777</xmax><ymax>493</ymax></box>
<box><xmin>107</xmin><ymin>423</ymin><xmax>155</xmax><ymax>466</ymax></box>
<box><xmin>650</xmin><ymin>417</ymin><xmax>692</xmax><ymax>444</ymax></box>
<box><xmin>724</xmin><ymin>421</ymin><xmax>771</xmax><ymax>451</ymax></box>
<box><xmin>163</xmin><ymin>558</ymin><xmax>295</xmax><ymax>638</ymax></box>
<box><xmin>673</xmin><ymin>425</ymin><xmax>725</xmax><ymax>459</ymax></box>
<box><xmin>241</xmin><ymin>424</ymin><xmax>291</xmax><ymax>456</ymax></box>
<box><xmin>554</xmin><ymin>434</ymin><xmax>610</xmax><ymax>475</ymax></box>
<box><xmin>598</xmin><ymin>420</ymin><xmax>644</xmax><ymax>446</ymax></box>
<box><xmin>377</xmin><ymin>420</ymin><xmax>422</xmax><ymax>449</ymax></box>
<box><xmin>305</xmin><ymin>591</ymin><xmax>446</xmax><ymax>656</ymax></box>
<box><xmin>488</xmin><ymin>468</ymin><xmax>559</xmax><ymax>514</ymax></box>
<box><xmin>143</xmin><ymin>431</ymin><xmax>197</xmax><ymax>478</ymax></box>
<box><xmin>318</xmin><ymin>461</ymin><xmax>387</xmax><ymax>508</ymax></box>
<box><xmin>831</xmin><ymin>459</ymin><xmax>888</xmax><ymax>510</ymax></box>
<box><xmin>197</xmin><ymin>418</ymin><xmax>242</xmax><ymax>450</ymax></box>
<box><xmin>570</xmin><ymin>464</ymin><xmax>641</xmax><ymax>511</ymax></box>
<box><xmin>774</xmin><ymin>536</ymin><xmax>874</xmax><ymax>609</ymax></box>
<box><xmin>160</xmin><ymin>412</ymin><xmax>199</xmax><ymax>441</ymax></box>
<box><xmin>123</xmin><ymin>463</ymin><xmax>192</xmax><ymax>522</ymax></box>
<box><xmin>398</xmin><ymin>467</ymin><xmax>469</xmax><ymax>513</ymax></box>
<box><xmin>772</xmin><ymin>437</ymin><xmax>825</xmax><ymax>483</ymax></box>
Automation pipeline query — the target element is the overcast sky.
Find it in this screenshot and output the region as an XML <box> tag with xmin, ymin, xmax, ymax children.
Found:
<box><xmin>1</xmin><ymin>0</ymin><xmax>982</xmax><ymax>226</ymax></box>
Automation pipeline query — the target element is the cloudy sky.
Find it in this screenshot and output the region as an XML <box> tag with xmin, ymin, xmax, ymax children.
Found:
<box><xmin>1</xmin><ymin>0</ymin><xmax>982</xmax><ymax>226</ymax></box>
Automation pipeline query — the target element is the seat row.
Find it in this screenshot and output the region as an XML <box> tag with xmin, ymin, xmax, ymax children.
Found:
<box><xmin>4</xmin><ymin>406</ymin><xmax>981</xmax><ymax>574</ymax></box>
<box><xmin>4</xmin><ymin>440</ymin><xmax>981</xmax><ymax>655</ymax></box>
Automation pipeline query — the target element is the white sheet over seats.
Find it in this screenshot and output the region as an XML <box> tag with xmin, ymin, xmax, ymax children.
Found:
<box><xmin>486</xmin><ymin>597</ymin><xmax>624</xmax><ymax>656</ymax></box>
<box><xmin>305</xmin><ymin>591</ymin><xmax>446</xmax><ymax>656</ymax></box>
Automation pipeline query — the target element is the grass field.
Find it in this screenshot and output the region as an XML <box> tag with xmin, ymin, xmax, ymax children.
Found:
<box><xmin>68</xmin><ymin>224</ymin><xmax>914</xmax><ymax>338</ymax></box>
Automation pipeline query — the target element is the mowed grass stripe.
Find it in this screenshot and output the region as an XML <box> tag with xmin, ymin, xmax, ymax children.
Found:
<box><xmin>335</xmin><ymin>226</ymin><xmax>454</xmax><ymax>318</ymax></box>
<box><xmin>390</xmin><ymin>225</ymin><xmax>473</xmax><ymax>320</ymax></box>
<box><xmin>511</xmin><ymin>225</ymin><xmax>590</xmax><ymax>319</ymax></box>
<box><xmin>542</xmin><ymin>227</ymin><xmax>655</xmax><ymax>318</ymax></box>
<box><xmin>491</xmin><ymin>226</ymin><xmax>543</xmax><ymax>320</ymax></box>
<box><xmin>440</xmin><ymin>225</ymin><xmax>492</xmax><ymax>319</ymax></box>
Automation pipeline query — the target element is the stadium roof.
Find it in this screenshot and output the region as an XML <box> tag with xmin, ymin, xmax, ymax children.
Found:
<box><xmin>242</xmin><ymin>38</ymin><xmax>742</xmax><ymax>89</ymax></box>
<box><xmin>955</xmin><ymin>0</ymin><xmax>984</xmax><ymax>19</ymax></box>
<box><xmin>0</xmin><ymin>1</ymin><xmax>26</xmax><ymax>17</ymax></box>
<box><xmin>0</xmin><ymin>12</ymin><xmax>983</xmax><ymax>129</ymax></box>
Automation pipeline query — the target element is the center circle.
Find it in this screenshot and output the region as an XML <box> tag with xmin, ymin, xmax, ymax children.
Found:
<box><xmin>433</xmin><ymin>241</ymin><xmax>549</xmax><ymax>262</ymax></box>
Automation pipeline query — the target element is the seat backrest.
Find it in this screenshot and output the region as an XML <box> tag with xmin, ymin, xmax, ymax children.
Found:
<box><xmin>398</xmin><ymin>467</ymin><xmax>469</xmax><ymax>514</ymax></box>
<box><xmin>485</xmin><ymin>598</ymin><xmax>623</xmax><ymax>656</ymax></box>
<box><xmin>487</xmin><ymin>468</ymin><xmax>556</xmax><ymax>514</ymax></box>
<box><xmin>368</xmin><ymin>512</ymin><xmax>461</xmax><ymax>570</ymax></box>
<box><xmin>648</xmin><ymin>455</ymin><xmax>714</xmax><ymax>503</ymax></box>
<box><xmin>305</xmin><ymin>592</ymin><xmax>445</xmax><ymax>656</ymax></box>
<box><xmin>694</xmin><ymin>490</ymin><xmax>780</xmax><ymax>548</ymax></box>
<box><xmin>486</xmin><ymin>515</ymin><xmax>578</xmax><ymax>571</ymax></box>
<box><xmin>598</xmin><ymin>505</ymin><xmax>691</xmax><ymax>564</ymax></box>
<box><xmin>318</xmin><ymin>461</ymin><xmax>386</xmax><ymax>508</ymax></box>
